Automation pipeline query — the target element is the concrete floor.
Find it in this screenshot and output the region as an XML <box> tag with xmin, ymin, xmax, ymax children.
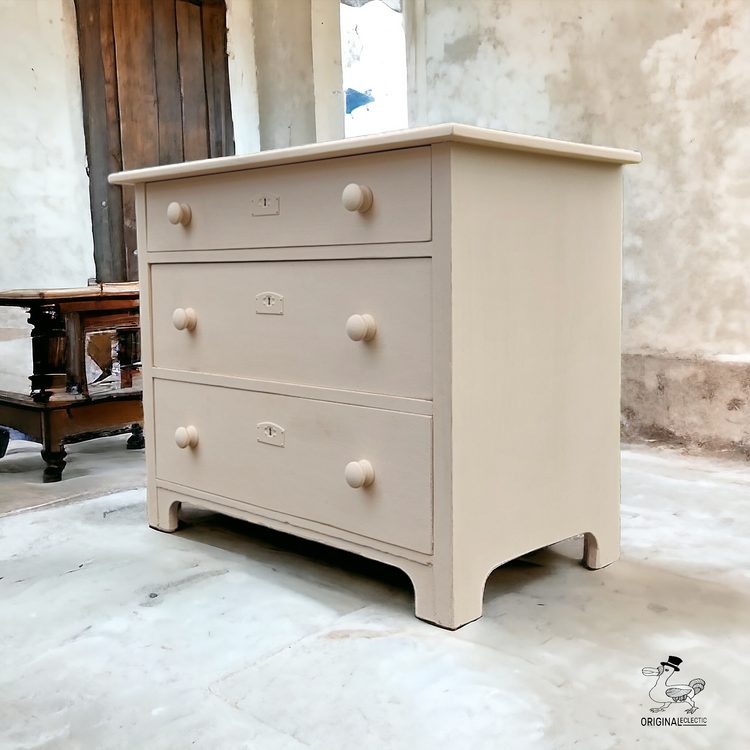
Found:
<box><xmin>0</xmin><ymin>435</ymin><xmax>146</xmax><ymax>515</ymax></box>
<box><xmin>1</xmin><ymin>439</ymin><xmax>748</xmax><ymax>749</ymax></box>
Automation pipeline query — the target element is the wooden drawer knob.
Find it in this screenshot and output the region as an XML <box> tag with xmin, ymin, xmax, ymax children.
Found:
<box><xmin>346</xmin><ymin>313</ymin><xmax>376</xmax><ymax>341</ymax></box>
<box><xmin>167</xmin><ymin>201</ymin><xmax>192</xmax><ymax>226</ymax></box>
<box><xmin>342</xmin><ymin>183</ymin><xmax>373</xmax><ymax>213</ymax></box>
<box><xmin>174</xmin><ymin>425</ymin><xmax>199</xmax><ymax>449</ymax></box>
<box><xmin>172</xmin><ymin>307</ymin><xmax>197</xmax><ymax>331</ymax></box>
<box><xmin>345</xmin><ymin>459</ymin><xmax>375</xmax><ymax>488</ymax></box>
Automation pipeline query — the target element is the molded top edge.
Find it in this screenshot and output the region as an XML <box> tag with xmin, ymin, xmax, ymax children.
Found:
<box><xmin>109</xmin><ymin>123</ymin><xmax>642</xmax><ymax>185</ymax></box>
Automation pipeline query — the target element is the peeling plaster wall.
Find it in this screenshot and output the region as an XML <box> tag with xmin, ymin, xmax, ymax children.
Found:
<box><xmin>228</xmin><ymin>0</ymin><xmax>343</xmax><ymax>150</ymax></box>
<box><xmin>621</xmin><ymin>354</ymin><xmax>750</xmax><ymax>451</ymax></box>
<box><xmin>0</xmin><ymin>0</ymin><xmax>95</xmax><ymax>393</ymax></box>
<box><xmin>417</xmin><ymin>0</ymin><xmax>750</xmax><ymax>449</ymax></box>
<box><xmin>225</xmin><ymin>0</ymin><xmax>261</xmax><ymax>155</ymax></box>
<box><xmin>252</xmin><ymin>0</ymin><xmax>317</xmax><ymax>150</ymax></box>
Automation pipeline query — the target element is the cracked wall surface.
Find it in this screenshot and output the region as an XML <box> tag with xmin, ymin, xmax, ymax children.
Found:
<box><xmin>252</xmin><ymin>0</ymin><xmax>317</xmax><ymax>150</ymax></box>
<box><xmin>417</xmin><ymin>0</ymin><xmax>750</xmax><ymax>449</ymax></box>
<box><xmin>0</xmin><ymin>0</ymin><xmax>95</xmax><ymax>392</ymax></box>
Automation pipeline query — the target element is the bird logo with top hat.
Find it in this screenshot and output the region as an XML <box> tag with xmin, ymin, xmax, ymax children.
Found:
<box><xmin>642</xmin><ymin>656</ymin><xmax>706</xmax><ymax>714</ymax></box>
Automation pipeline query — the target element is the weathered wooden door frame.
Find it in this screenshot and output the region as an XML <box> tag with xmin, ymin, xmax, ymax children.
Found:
<box><xmin>74</xmin><ymin>0</ymin><xmax>234</xmax><ymax>283</ymax></box>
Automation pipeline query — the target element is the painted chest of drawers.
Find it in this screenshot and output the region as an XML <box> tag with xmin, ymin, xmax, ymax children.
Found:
<box><xmin>111</xmin><ymin>124</ymin><xmax>640</xmax><ymax>629</ymax></box>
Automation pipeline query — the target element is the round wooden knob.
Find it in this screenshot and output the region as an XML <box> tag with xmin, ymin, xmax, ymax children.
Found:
<box><xmin>342</xmin><ymin>183</ymin><xmax>373</xmax><ymax>213</ymax></box>
<box><xmin>172</xmin><ymin>307</ymin><xmax>197</xmax><ymax>331</ymax></box>
<box><xmin>345</xmin><ymin>459</ymin><xmax>375</xmax><ymax>488</ymax></box>
<box><xmin>174</xmin><ymin>425</ymin><xmax>199</xmax><ymax>449</ymax></box>
<box><xmin>167</xmin><ymin>201</ymin><xmax>192</xmax><ymax>226</ymax></box>
<box><xmin>346</xmin><ymin>313</ymin><xmax>376</xmax><ymax>341</ymax></box>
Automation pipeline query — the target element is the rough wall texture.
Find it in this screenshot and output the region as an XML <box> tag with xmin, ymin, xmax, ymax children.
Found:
<box><xmin>227</xmin><ymin>0</ymin><xmax>343</xmax><ymax>150</ymax></box>
<box><xmin>252</xmin><ymin>0</ymin><xmax>317</xmax><ymax>150</ymax></box>
<box><xmin>225</xmin><ymin>0</ymin><xmax>262</xmax><ymax>155</ymax></box>
<box><xmin>622</xmin><ymin>354</ymin><xmax>750</xmax><ymax>452</ymax></box>
<box><xmin>417</xmin><ymin>0</ymin><xmax>750</xmax><ymax>450</ymax></box>
<box><xmin>0</xmin><ymin>0</ymin><xmax>95</xmax><ymax>392</ymax></box>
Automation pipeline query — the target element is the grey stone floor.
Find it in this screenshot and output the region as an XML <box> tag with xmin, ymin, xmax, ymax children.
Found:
<box><xmin>0</xmin><ymin>439</ymin><xmax>748</xmax><ymax>749</ymax></box>
<box><xmin>0</xmin><ymin>435</ymin><xmax>146</xmax><ymax>515</ymax></box>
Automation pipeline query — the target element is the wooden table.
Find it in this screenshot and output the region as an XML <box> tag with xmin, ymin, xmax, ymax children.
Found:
<box><xmin>0</xmin><ymin>284</ymin><xmax>144</xmax><ymax>482</ymax></box>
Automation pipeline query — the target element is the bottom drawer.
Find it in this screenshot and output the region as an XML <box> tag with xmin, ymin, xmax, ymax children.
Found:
<box><xmin>153</xmin><ymin>380</ymin><xmax>433</xmax><ymax>553</ymax></box>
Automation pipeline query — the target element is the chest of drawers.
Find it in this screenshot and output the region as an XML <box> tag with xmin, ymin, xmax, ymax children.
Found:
<box><xmin>111</xmin><ymin>124</ymin><xmax>640</xmax><ymax>629</ymax></box>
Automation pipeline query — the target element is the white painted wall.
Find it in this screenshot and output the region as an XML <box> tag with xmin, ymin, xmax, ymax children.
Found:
<box><xmin>0</xmin><ymin>0</ymin><xmax>95</xmax><ymax>392</ymax></box>
<box><xmin>251</xmin><ymin>0</ymin><xmax>318</xmax><ymax>150</ymax></box>
<box><xmin>228</xmin><ymin>0</ymin><xmax>345</xmax><ymax>149</ymax></box>
<box><xmin>411</xmin><ymin>0</ymin><xmax>750</xmax><ymax>360</ymax></box>
<box><xmin>227</xmin><ymin>0</ymin><xmax>345</xmax><ymax>149</ymax></box>
<box><xmin>225</xmin><ymin>0</ymin><xmax>261</xmax><ymax>155</ymax></box>
<box><xmin>312</xmin><ymin>0</ymin><xmax>345</xmax><ymax>142</ymax></box>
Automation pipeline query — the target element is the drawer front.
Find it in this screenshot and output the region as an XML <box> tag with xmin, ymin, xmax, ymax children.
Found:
<box><xmin>151</xmin><ymin>258</ymin><xmax>433</xmax><ymax>399</ymax></box>
<box><xmin>146</xmin><ymin>147</ymin><xmax>432</xmax><ymax>251</ymax></box>
<box><xmin>154</xmin><ymin>380</ymin><xmax>433</xmax><ymax>553</ymax></box>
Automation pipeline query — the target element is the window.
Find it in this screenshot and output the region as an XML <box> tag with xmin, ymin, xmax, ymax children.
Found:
<box><xmin>340</xmin><ymin>0</ymin><xmax>408</xmax><ymax>138</ymax></box>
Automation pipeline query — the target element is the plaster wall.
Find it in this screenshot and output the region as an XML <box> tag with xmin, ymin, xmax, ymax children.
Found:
<box><xmin>313</xmin><ymin>0</ymin><xmax>345</xmax><ymax>142</ymax></box>
<box><xmin>414</xmin><ymin>0</ymin><xmax>750</xmax><ymax>449</ymax></box>
<box><xmin>251</xmin><ymin>0</ymin><xmax>317</xmax><ymax>150</ymax></box>
<box><xmin>225</xmin><ymin>0</ymin><xmax>262</xmax><ymax>155</ymax></box>
<box><xmin>417</xmin><ymin>0</ymin><xmax>750</xmax><ymax>360</ymax></box>
<box><xmin>0</xmin><ymin>0</ymin><xmax>95</xmax><ymax>393</ymax></box>
<box><xmin>227</xmin><ymin>0</ymin><xmax>343</xmax><ymax>150</ymax></box>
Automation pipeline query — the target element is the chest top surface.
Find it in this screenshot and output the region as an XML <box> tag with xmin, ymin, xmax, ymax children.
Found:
<box><xmin>109</xmin><ymin>123</ymin><xmax>641</xmax><ymax>186</ymax></box>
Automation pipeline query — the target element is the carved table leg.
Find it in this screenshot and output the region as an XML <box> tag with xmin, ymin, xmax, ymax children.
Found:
<box><xmin>127</xmin><ymin>423</ymin><xmax>145</xmax><ymax>450</ymax></box>
<box><xmin>64</xmin><ymin>311</ymin><xmax>87</xmax><ymax>395</ymax></box>
<box><xmin>41</xmin><ymin>446</ymin><xmax>67</xmax><ymax>483</ymax></box>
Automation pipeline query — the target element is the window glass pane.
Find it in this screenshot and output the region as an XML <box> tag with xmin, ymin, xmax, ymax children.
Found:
<box><xmin>340</xmin><ymin>0</ymin><xmax>408</xmax><ymax>137</ymax></box>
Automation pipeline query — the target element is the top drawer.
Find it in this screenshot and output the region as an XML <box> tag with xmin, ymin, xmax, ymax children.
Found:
<box><xmin>146</xmin><ymin>147</ymin><xmax>432</xmax><ymax>252</ymax></box>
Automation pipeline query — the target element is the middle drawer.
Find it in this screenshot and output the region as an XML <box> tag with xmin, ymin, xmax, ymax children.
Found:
<box><xmin>151</xmin><ymin>258</ymin><xmax>432</xmax><ymax>399</ymax></box>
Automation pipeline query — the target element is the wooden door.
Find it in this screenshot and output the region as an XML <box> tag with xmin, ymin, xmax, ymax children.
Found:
<box><xmin>75</xmin><ymin>0</ymin><xmax>234</xmax><ymax>283</ymax></box>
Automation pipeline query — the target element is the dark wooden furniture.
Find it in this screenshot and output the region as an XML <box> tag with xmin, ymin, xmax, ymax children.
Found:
<box><xmin>0</xmin><ymin>283</ymin><xmax>143</xmax><ymax>482</ymax></box>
